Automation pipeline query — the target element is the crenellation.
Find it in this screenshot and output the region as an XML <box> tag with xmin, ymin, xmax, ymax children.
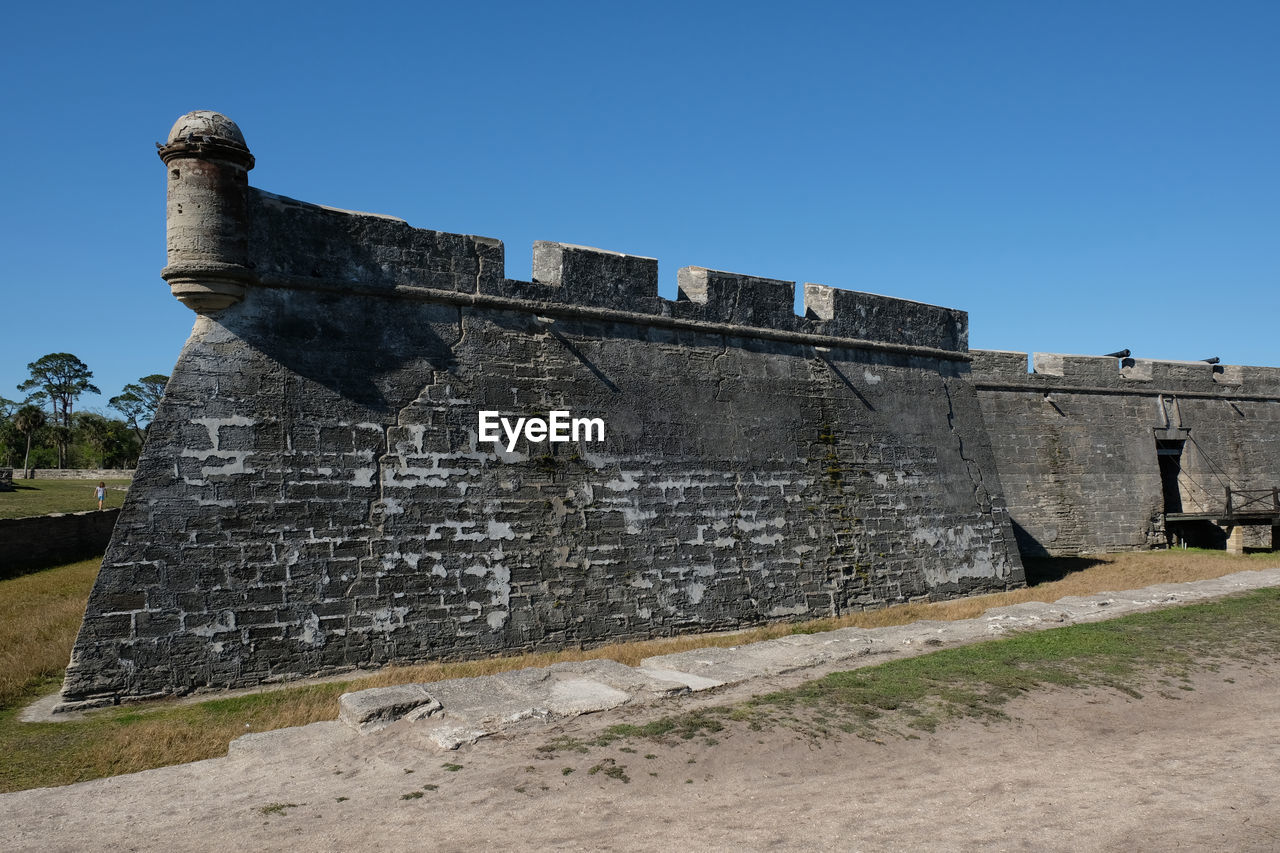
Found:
<box><xmin>969</xmin><ymin>349</ymin><xmax>1030</xmax><ymax>380</ymax></box>
<box><xmin>530</xmin><ymin>241</ymin><xmax>661</xmax><ymax>313</ymax></box>
<box><xmin>1031</xmin><ymin>353</ymin><xmax>1120</xmax><ymax>382</ymax></box>
<box><xmin>978</xmin><ymin>352</ymin><xmax>1280</xmax><ymax>400</ymax></box>
<box><xmin>1231</xmin><ymin>365</ymin><xmax>1280</xmax><ymax>394</ymax></box>
<box><xmin>675</xmin><ymin>266</ymin><xmax>797</xmax><ymax>330</ymax></box>
<box><xmin>1137</xmin><ymin>358</ymin><xmax>1219</xmax><ymax>390</ymax></box>
<box><xmin>803</xmin><ymin>283</ymin><xmax>968</xmax><ymax>352</ymax></box>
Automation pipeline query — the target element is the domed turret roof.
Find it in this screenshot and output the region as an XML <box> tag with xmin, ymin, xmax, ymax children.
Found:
<box><xmin>166</xmin><ymin>111</ymin><xmax>247</xmax><ymax>148</ymax></box>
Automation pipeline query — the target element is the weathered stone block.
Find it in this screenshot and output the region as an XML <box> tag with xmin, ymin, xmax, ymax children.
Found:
<box><xmin>531</xmin><ymin>241</ymin><xmax>660</xmax><ymax>313</ymax></box>
<box><xmin>804</xmin><ymin>283</ymin><xmax>967</xmax><ymax>352</ymax></box>
<box><xmin>676</xmin><ymin>266</ymin><xmax>796</xmax><ymax>330</ymax></box>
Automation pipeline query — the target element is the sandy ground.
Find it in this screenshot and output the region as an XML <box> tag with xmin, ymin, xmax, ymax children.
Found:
<box><xmin>3</xmin><ymin>657</ymin><xmax>1278</xmax><ymax>852</ymax></box>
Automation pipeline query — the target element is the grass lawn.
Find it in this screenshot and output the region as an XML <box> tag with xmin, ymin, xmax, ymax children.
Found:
<box><xmin>0</xmin><ymin>549</ymin><xmax>1276</xmax><ymax>792</ymax></box>
<box><xmin>0</xmin><ymin>479</ymin><xmax>131</xmax><ymax>519</ymax></box>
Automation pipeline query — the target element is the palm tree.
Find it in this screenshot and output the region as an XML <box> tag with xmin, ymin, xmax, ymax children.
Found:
<box><xmin>13</xmin><ymin>405</ymin><xmax>46</xmax><ymax>473</ymax></box>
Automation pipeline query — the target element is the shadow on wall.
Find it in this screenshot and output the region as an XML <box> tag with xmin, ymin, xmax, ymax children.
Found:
<box><xmin>1010</xmin><ymin>519</ymin><xmax>1051</xmax><ymax>559</ymax></box>
<box><xmin>226</xmin><ymin>288</ymin><xmax>464</xmax><ymax>413</ymax></box>
<box><xmin>1020</xmin><ymin>556</ymin><xmax>1107</xmax><ymax>586</ymax></box>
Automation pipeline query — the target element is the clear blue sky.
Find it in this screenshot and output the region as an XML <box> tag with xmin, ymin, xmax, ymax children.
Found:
<box><xmin>2</xmin><ymin>1</ymin><xmax>1276</xmax><ymax>414</ymax></box>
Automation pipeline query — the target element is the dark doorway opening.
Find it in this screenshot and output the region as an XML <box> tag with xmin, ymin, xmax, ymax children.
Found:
<box><xmin>1156</xmin><ymin>439</ymin><xmax>1185</xmax><ymax>513</ymax></box>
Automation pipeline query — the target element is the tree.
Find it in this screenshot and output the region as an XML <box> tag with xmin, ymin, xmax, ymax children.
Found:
<box><xmin>76</xmin><ymin>413</ymin><xmax>113</xmax><ymax>468</ymax></box>
<box><xmin>109</xmin><ymin>374</ymin><xmax>169</xmax><ymax>442</ymax></box>
<box><xmin>101</xmin><ymin>419</ymin><xmax>140</xmax><ymax>468</ymax></box>
<box><xmin>0</xmin><ymin>419</ymin><xmax>19</xmax><ymax>467</ymax></box>
<box><xmin>13</xmin><ymin>405</ymin><xmax>46</xmax><ymax>472</ymax></box>
<box><xmin>0</xmin><ymin>398</ymin><xmax>20</xmax><ymax>466</ymax></box>
<box><xmin>18</xmin><ymin>353</ymin><xmax>99</xmax><ymax>467</ymax></box>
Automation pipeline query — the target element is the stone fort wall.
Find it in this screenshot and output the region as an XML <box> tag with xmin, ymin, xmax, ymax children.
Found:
<box><xmin>1</xmin><ymin>510</ymin><xmax>120</xmax><ymax>579</ymax></box>
<box><xmin>58</xmin><ymin>113</ymin><xmax>1024</xmax><ymax>708</ymax></box>
<box><xmin>972</xmin><ymin>350</ymin><xmax>1280</xmax><ymax>555</ymax></box>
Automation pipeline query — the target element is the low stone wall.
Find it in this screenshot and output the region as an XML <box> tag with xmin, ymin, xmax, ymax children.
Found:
<box><xmin>16</xmin><ymin>469</ymin><xmax>134</xmax><ymax>481</ymax></box>
<box><xmin>0</xmin><ymin>510</ymin><xmax>119</xmax><ymax>578</ymax></box>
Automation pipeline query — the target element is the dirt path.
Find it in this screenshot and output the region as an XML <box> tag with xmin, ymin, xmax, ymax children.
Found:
<box><xmin>3</xmin><ymin>658</ymin><xmax>1278</xmax><ymax>852</ymax></box>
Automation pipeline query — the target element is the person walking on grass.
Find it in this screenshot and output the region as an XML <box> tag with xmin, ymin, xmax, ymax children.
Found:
<box><xmin>95</xmin><ymin>481</ymin><xmax>106</xmax><ymax>511</ymax></box>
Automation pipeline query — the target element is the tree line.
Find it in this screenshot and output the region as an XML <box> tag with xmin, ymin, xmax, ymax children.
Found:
<box><xmin>0</xmin><ymin>353</ymin><xmax>167</xmax><ymax>470</ymax></box>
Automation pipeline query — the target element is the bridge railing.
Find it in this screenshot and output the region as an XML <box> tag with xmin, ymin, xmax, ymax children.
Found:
<box><xmin>1226</xmin><ymin>488</ymin><xmax>1280</xmax><ymax>517</ymax></box>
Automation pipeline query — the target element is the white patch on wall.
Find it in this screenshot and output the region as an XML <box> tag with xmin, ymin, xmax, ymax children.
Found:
<box><xmin>450</xmin><ymin>521</ymin><xmax>485</xmax><ymax>541</ymax></box>
<box><xmin>863</xmin><ymin>370</ymin><xmax>882</xmax><ymax>384</ymax></box>
<box><xmin>605</xmin><ymin>471</ymin><xmax>641</xmax><ymax>492</ymax></box>
<box><xmin>913</xmin><ymin>523</ymin><xmax>1004</xmax><ymax>585</ymax></box>
<box><xmin>399</xmin><ymin>424</ymin><xmax>427</xmax><ymax>454</ymax></box>
<box><xmin>620</xmin><ymin>504</ymin><xmax>657</xmax><ymax>533</ymax></box>
<box><xmin>189</xmin><ymin>610</ymin><xmax>235</xmax><ymax>637</ymax></box>
<box><xmin>581</xmin><ymin>452</ymin><xmax>616</xmax><ymax>470</ymax></box>
<box><xmin>191</xmin><ymin>415</ymin><xmax>257</xmax><ymax>451</ymax></box>
<box><xmin>486</xmin><ymin>519</ymin><xmax>515</xmax><ymax>540</ymax></box>
<box><xmin>487</xmin><ymin>564</ymin><xmax>512</xmax><ymax>609</ymax></box>
<box><xmin>180</xmin><ymin>448</ymin><xmax>256</xmax><ymax>480</ymax></box>
<box><xmin>300</xmin><ymin>612</ymin><xmax>325</xmax><ymax>647</ymax></box>
<box><xmin>371</xmin><ymin>607</ymin><xmax>409</xmax><ymax>633</ymax></box>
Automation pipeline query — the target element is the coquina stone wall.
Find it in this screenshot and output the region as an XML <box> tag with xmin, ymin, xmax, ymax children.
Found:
<box><xmin>0</xmin><ymin>510</ymin><xmax>120</xmax><ymax>578</ymax></box>
<box><xmin>972</xmin><ymin>350</ymin><xmax>1280</xmax><ymax>555</ymax></box>
<box><xmin>58</xmin><ymin>112</ymin><xmax>1024</xmax><ymax>708</ymax></box>
<box><xmin>15</xmin><ymin>469</ymin><xmax>134</xmax><ymax>481</ymax></box>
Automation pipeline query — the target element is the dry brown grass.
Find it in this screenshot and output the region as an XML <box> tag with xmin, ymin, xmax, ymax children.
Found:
<box><xmin>0</xmin><ymin>558</ymin><xmax>98</xmax><ymax>708</ymax></box>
